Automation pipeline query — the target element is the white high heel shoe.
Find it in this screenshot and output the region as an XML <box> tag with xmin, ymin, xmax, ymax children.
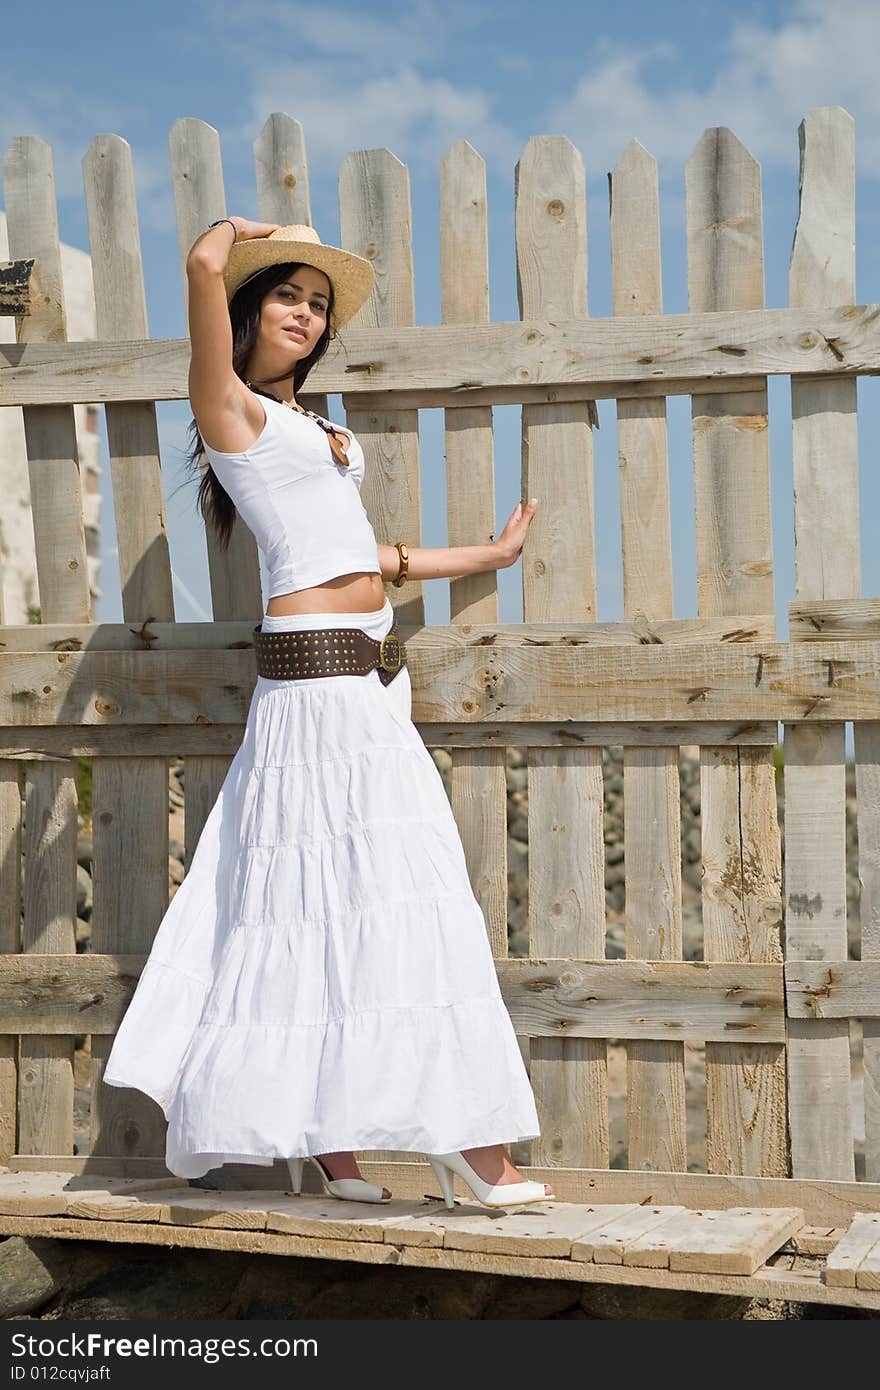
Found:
<box><xmin>287</xmin><ymin>1155</ymin><xmax>392</xmax><ymax>1204</ymax></box>
<box><xmin>427</xmin><ymin>1151</ymin><xmax>553</xmax><ymax>1210</ymax></box>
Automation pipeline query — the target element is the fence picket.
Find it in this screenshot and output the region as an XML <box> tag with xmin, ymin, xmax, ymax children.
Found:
<box><xmin>440</xmin><ymin>142</ymin><xmax>509</xmax><ymax>959</ymax></box>
<box><xmin>610</xmin><ymin>138</ymin><xmax>687</xmax><ymax>1171</ymax></box>
<box><xmin>785</xmin><ymin>106</ymin><xmax>857</xmax><ymax>1180</ymax></box>
<box><xmin>83</xmin><ymin>135</ymin><xmax>173</xmax><ymax>1164</ymax></box>
<box><xmin>3</xmin><ymin>135</ymin><xmax>90</xmax><ymax>1163</ymax></box>
<box><xmin>339</xmin><ymin>147</ymin><xmax>422</xmax><ymax>1175</ymax></box>
<box><xmin>516</xmin><ymin>135</ymin><xmax>608</xmax><ymax>1168</ymax></box>
<box><xmin>685</xmin><ymin>127</ymin><xmax>787</xmax><ymax>1176</ymax></box>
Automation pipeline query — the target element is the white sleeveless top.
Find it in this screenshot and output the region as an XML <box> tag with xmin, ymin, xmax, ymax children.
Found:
<box><xmin>200</xmin><ymin>393</ymin><xmax>382</xmax><ymax>599</ymax></box>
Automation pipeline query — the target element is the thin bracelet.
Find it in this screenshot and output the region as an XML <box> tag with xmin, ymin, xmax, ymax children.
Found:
<box><xmin>393</xmin><ymin>542</ymin><xmax>409</xmax><ymax>587</ymax></box>
<box><xmin>208</xmin><ymin>218</ymin><xmax>237</xmax><ymax>241</ymax></box>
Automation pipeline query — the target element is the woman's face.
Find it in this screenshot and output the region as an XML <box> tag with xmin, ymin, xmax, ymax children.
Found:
<box><xmin>258</xmin><ymin>263</ymin><xmax>332</xmax><ymax>360</ymax></box>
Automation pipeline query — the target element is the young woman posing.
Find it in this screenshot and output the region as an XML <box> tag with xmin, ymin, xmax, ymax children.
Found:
<box><xmin>103</xmin><ymin>214</ymin><xmax>554</xmax><ymax>1211</ymax></box>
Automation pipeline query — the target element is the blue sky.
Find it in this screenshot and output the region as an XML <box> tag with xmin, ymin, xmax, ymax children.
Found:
<box><xmin>5</xmin><ymin>0</ymin><xmax>880</xmax><ymax>656</ymax></box>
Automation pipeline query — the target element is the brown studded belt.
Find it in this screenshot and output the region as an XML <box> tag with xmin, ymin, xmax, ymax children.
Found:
<box><xmin>252</xmin><ymin>621</ymin><xmax>406</xmax><ymax>686</ymax></box>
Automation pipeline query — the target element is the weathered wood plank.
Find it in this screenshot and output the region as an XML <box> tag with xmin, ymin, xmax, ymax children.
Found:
<box><xmin>0</xmin><ymin>955</ymin><xmax>783</xmax><ymax>1042</ymax></box>
<box><xmin>666</xmin><ymin>1206</ymin><xmax>803</xmax><ymax>1274</ymax></box>
<box><xmin>610</xmin><ymin>138</ymin><xmax>686</xmax><ymax>1175</ymax></box>
<box><xmin>517</xmin><ymin>135</ymin><xmax>608</xmax><ymax>1171</ymax></box>
<box><xmin>825</xmin><ymin>1212</ymin><xmax>880</xmax><ymax>1287</ymax></box>
<box><xmin>4</xmin><ymin>303</ymin><xmax>880</xmax><ymax>407</ymax></box>
<box><xmin>440</xmin><ymin>140</ymin><xmax>509</xmax><ymax>961</ymax></box>
<box><xmin>82</xmin><ymin>135</ymin><xmax>177</xmax><ymax>1166</ymax></box>
<box><xmin>269</xmin><ymin>1196</ymin><xmax>451</xmax><ymax>1247</ymax></box>
<box><xmin>790</xmin><ymin>598</ymin><xmax>880</xmax><ymax>640</ymax></box>
<box><xmin>687</xmin><ymin>126</ymin><xmax>787</xmax><ymax>1181</ymax></box>
<box><xmin>622</xmin><ymin>1204</ymin><xmax>802</xmax><ymax>1273</ymax></box>
<box><xmin>571</xmin><ymin>1204</ymin><xmax>684</xmax><ymax>1264</ymax></box>
<box><xmin>169</xmin><ymin>116</ymin><xmax>262</xmax><ymax>620</ymax></box>
<box><xmin>4</xmin><ymin>134</ymin><xmax>92</xmax><ymax>1167</ymax></box>
<box><xmin>854</xmin><ymin>724</ymin><xmax>880</xmax><ymax>1181</ymax></box>
<box><xmin>0</xmin><ymin>612</ymin><xmax>777</xmax><ymax>652</ymax></box>
<box><xmin>0</xmin><ymin>1169</ymin><xmax>180</xmax><ymax>1217</ymax></box>
<box><xmin>785</xmin><ymin>107</ymin><xmax>858</xmax><ymax>1182</ymax></box>
<box><xmin>8</xmin><ymin>637</ymin><xmax>880</xmax><ymax>726</ymax></box>
<box><xmin>440</xmin><ymin>1203</ymin><xmax>624</xmax><ymax>1258</ymax></box>
<box><xmin>0</xmin><ymin>720</ymin><xmax>784</xmax><ymax>760</ymax></box>
<box><xmin>785</xmin><ymin>961</ymin><xmax>880</xmax><ymax>1017</ymax></box>
<box><xmin>0</xmin><ymin>760</ymin><xmax>21</xmax><ymax>1165</ymax></box>
<box><xmin>338</xmin><ymin>146</ymin><xmax>423</xmax><ymax>1176</ymax></box>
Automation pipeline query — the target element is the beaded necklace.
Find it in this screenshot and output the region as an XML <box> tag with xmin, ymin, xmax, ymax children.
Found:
<box><xmin>245</xmin><ymin>381</ymin><xmax>350</xmax><ymax>468</ymax></box>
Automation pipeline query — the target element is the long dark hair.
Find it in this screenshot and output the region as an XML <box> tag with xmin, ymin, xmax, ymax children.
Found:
<box><xmin>183</xmin><ymin>261</ymin><xmax>337</xmax><ymax>549</ymax></box>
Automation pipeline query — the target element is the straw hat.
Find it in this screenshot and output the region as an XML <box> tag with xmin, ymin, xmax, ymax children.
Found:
<box><xmin>223</xmin><ymin>224</ymin><xmax>374</xmax><ymax>326</ymax></box>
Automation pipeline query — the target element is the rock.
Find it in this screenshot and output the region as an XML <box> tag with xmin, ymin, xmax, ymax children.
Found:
<box><xmin>580</xmin><ymin>1281</ymin><xmax>751</xmax><ymax>1319</ymax></box>
<box><xmin>76</xmin><ymin>864</ymin><xmax>92</xmax><ymax>917</ymax></box>
<box><xmin>0</xmin><ymin>1237</ymin><xmax>70</xmax><ymax>1318</ymax></box>
<box><xmin>482</xmin><ymin>1274</ymin><xmax>582</xmax><ymax>1318</ymax></box>
<box><xmin>506</xmin><ymin>766</ymin><xmax>528</xmax><ymax>793</ymax></box>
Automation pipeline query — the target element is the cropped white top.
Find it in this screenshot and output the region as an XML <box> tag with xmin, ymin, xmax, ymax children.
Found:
<box><xmin>199</xmin><ymin>393</ymin><xmax>382</xmax><ymax>599</ymax></box>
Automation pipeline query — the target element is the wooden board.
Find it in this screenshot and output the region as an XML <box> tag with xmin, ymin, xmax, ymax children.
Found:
<box><xmin>785</xmin><ymin>961</ymin><xmax>880</xmax><ymax>1017</ymax></box>
<box><xmin>5</xmin><ymin>302</ymin><xmax>880</xmax><ymax>407</ymax></box>
<box><xmin>785</xmin><ymin>107</ymin><xmax>858</xmax><ymax>1182</ymax></box>
<box><xmin>572</xmin><ymin>1204</ymin><xmax>686</xmax><ymax>1264</ymax></box>
<box><xmin>0</xmin><ymin>1169</ymin><xmax>181</xmax><ymax>1216</ymax></box>
<box><xmin>4</xmin><ymin>138</ymin><xmax>91</xmax><ymax>1180</ymax></box>
<box><xmin>825</xmin><ymin>1212</ymin><xmax>880</xmax><ymax>1288</ymax></box>
<box><xmin>517</xmin><ymin>135</ymin><xmax>608</xmax><ymax>1171</ymax></box>
<box><xmin>622</xmin><ymin>1205</ymin><xmax>803</xmax><ymax>1274</ymax></box>
<box><xmin>610</xmin><ymin>138</ymin><xmax>686</xmax><ymax>1175</ymax></box>
<box><xmin>8</xmin><ymin>638</ymin><xmax>880</xmax><ymax>727</ymax></box>
<box><xmin>439</xmin><ymin>140</ymin><xmax>509</xmax><ymax>958</ymax></box>
<box><xmin>686</xmin><ymin>127</ymin><xmax>787</xmax><ymax>1181</ymax></box>
<box><xmin>439</xmin><ymin>1204</ymin><xmax>625</xmax><ymax>1259</ymax></box>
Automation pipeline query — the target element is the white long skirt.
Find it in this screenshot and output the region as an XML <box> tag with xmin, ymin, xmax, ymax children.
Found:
<box><xmin>103</xmin><ymin>597</ymin><xmax>541</xmax><ymax>1178</ymax></box>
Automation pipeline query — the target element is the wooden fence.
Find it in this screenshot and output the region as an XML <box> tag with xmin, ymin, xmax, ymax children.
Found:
<box><xmin>0</xmin><ymin>104</ymin><xmax>878</xmax><ymax>1205</ymax></box>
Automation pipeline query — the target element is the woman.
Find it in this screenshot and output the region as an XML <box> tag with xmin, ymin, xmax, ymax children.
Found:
<box><xmin>103</xmin><ymin>216</ymin><xmax>554</xmax><ymax>1211</ymax></box>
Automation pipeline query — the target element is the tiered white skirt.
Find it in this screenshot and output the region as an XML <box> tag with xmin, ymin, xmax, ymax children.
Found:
<box><xmin>103</xmin><ymin>597</ymin><xmax>541</xmax><ymax>1178</ymax></box>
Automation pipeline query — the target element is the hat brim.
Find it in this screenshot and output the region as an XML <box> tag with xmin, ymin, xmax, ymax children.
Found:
<box><xmin>224</xmin><ymin>240</ymin><xmax>374</xmax><ymax>327</ymax></box>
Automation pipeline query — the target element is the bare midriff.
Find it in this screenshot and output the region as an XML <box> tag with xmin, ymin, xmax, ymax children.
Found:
<box><xmin>265</xmin><ymin>571</ymin><xmax>387</xmax><ymax>617</ymax></box>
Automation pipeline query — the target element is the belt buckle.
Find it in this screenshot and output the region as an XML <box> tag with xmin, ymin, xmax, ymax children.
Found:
<box><xmin>378</xmin><ymin>632</ymin><xmax>403</xmax><ymax>674</ymax></box>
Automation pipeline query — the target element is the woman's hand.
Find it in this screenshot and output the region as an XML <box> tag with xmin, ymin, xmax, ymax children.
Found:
<box><xmin>492</xmin><ymin>498</ymin><xmax>539</xmax><ymax>568</ymax></box>
<box><xmin>228</xmin><ymin>217</ymin><xmax>282</xmax><ymax>241</ymax></box>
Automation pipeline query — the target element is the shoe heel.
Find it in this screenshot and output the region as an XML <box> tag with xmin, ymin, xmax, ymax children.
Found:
<box><xmin>286</xmin><ymin>1156</ymin><xmax>305</xmax><ymax>1195</ymax></box>
<box><xmin>428</xmin><ymin>1155</ymin><xmax>456</xmax><ymax>1210</ymax></box>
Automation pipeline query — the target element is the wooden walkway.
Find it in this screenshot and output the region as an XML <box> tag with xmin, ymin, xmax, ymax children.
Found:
<box><xmin>1</xmin><ymin>1170</ymin><xmax>878</xmax><ymax>1312</ymax></box>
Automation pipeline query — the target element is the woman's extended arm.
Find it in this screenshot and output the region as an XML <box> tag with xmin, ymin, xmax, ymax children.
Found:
<box><xmin>377</xmin><ymin>498</ymin><xmax>539</xmax><ymax>582</ymax></box>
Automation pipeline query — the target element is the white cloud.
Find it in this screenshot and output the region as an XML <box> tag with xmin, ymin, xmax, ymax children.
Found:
<box><xmin>189</xmin><ymin>0</ymin><xmax>486</xmax><ymax>67</ymax></box>
<box><xmin>240</xmin><ymin>61</ymin><xmax>520</xmax><ymax>175</ymax></box>
<box><xmin>547</xmin><ymin>0</ymin><xmax>880</xmax><ymax>180</ymax></box>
